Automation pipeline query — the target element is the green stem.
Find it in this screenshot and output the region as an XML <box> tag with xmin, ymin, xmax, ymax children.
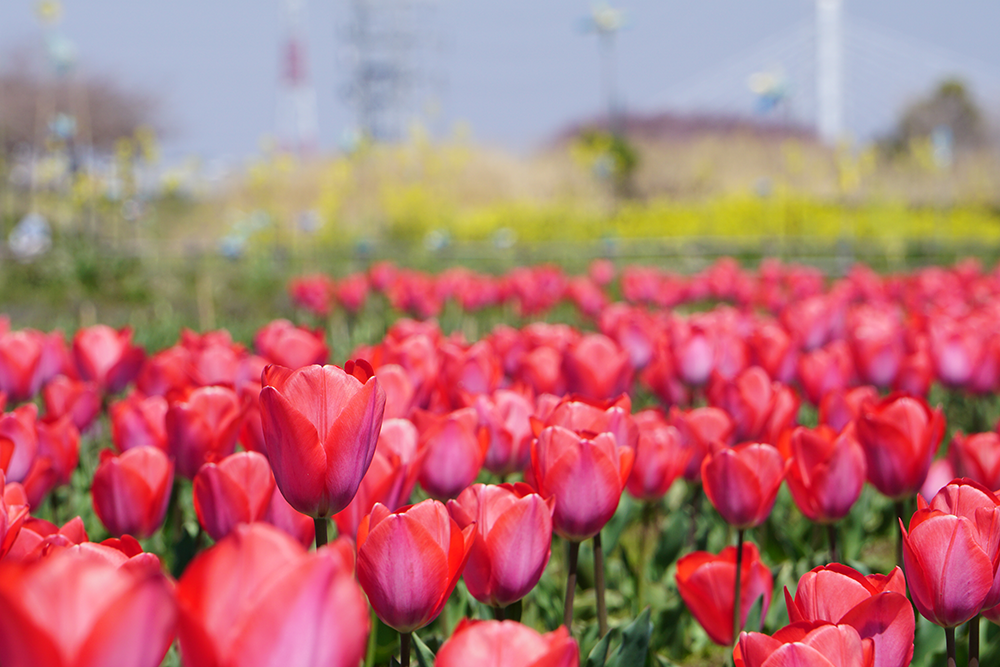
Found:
<box><xmin>400</xmin><ymin>632</ymin><xmax>411</xmax><ymax>667</ymax></box>
<box><xmin>637</xmin><ymin>502</ymin><xmax>655</xmax><ymax>615</ymax></box>
<box><xmin>827</xmin><ymin>522</ymin><xmax>838</xmax><ymax>564</ymax></box>
<box><xmin>493</xmin><ymin>605</ymin><xmax>506</xmax><ymax>621</ymax></box>
<box><xmin>564</xmin><ymin>540</ymin><xmax>580</xmax><ymax>630</ymax></box>
<box><xmin>594</xmin><ymin>531</ymin><xmax>609</xmax><ymax>638</ymax></box>
<box><xmin>733</xmin><ymin>529</ymin><xmax>745</xmax><ymax>646</ymax></box>
<box><xmin>970</xmin><ymin>615</ymin><xmax>980</xmax><ymax>667</ymax></box>
<box><xmin>895</xmin><ymin>500</ymin><xmax>906</xmax><ymax>574</ymax></box>
<box><xmin>315</xmin><ymin>517</ymin><xmax>328</xmax><ymax>548</ymax></box>
<box><xmin>364</xmin><ymin>608</ymin><xmax>378</xmax><ymax>667</ymax></box>
<box><xmin>946</xmin><ymin>626</ymin><xmax>956</xmax><ymax>667</ymax></box>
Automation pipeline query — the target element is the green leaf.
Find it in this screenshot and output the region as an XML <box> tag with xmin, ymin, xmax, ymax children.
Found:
<box><xmin>607</xmin><ymin>607</ymin><xmax>653</xmax><ymax>667</ymax></box>
<box><xmin>412</xmin><ymin>632</ymin><xmax>436</xmax><ymax>667</ymax></box>
<box><xmin>585</xmin><ymin>631</ymin><xmax>613</xmax><ymax>667</ymax></box>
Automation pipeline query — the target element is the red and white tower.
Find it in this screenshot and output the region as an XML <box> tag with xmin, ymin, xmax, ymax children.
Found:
<box><xmin>276</xmin><ymin>0</ymin><xmax>319</xmax><ymax>156</ymax></box>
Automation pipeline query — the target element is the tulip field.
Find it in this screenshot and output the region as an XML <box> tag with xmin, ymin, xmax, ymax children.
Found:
<box><xmin>7</xmin><ymin>256</ymin><xmax>1000</xmax><ymax>667</ymax></box>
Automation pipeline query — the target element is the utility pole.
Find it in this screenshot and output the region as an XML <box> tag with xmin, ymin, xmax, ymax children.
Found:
<box><xmin>816</xmin><ymin>0</ymin><xmax>843</xmax><ymax>144</ymax></box>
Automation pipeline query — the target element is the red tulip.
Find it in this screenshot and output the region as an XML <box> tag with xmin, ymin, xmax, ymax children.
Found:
<box><xmin>289</xmin><ymin>273</ymin><xmax>336</xmax><ymax>316</ymax></box>
<box><xmin>901</xmin><ymin>479</ymin><xmax>1000</xmax><ymax>627</ymax></box>
<box><xmin>855</xmin><ymin>393</ymin><xmax>944</xmax><ymax>500</ymax></box>
<box><xmin>476</xmin><ymin>390</ymin><xmax>534</xmax><ymax>477</ymax></box>
<box><xmin>193</xmin><ymin>451</ymin><xmax>275</xmax><ymax>542</ymax></box>
<box><xmin>177</xmin><ymin>523</ymin><xmax>368</xmax><ymax>667</ymax></box>
<box><xmin>562</xmin><ymin>333</ymin><xmax>633</xmax><ymax>401</ymax></box>
<box><xmin>111</xmin><ymin>392</ymin><xmax>169</xmax><ymax>452</ymax></box>
<box><xmin>414</xmin><ymin>407</ymin><xmax>489</xmax><ymax>499</ymax></box>
<box><xmin>818</xmin><ymin>386</ymin><xmax>879</xmax><ymax>433</ymax></box>
<box><xmin>949</xmin><ymin>431</ymin><xmax>1000</xmax><ymax>490</ymax></box>
<box><xmin>797</xmin><ymin>341</ymin><xmax>855</xmax><ymax>406</ymax></box>
<box><xmin>136</xmin><ymin>345</ymin><xmax>192</xmax><ymax>397</ymax></box>
<box><xmin>0</xmin><ymin>404</ymin><xmax>39</xmax><ymax>483</ymax></box>
<box><xmin>626</xmin><ymin>410</ymin><xmax>689</xmax><ymax>501</ymax></box>
<box><xmin>749</xmin><ymin>321</ymin><xmax>797</xmax><ymax>384</ymax></box>
<box><xmin>785</xmin><ymin>425</ymin><xmax>866</xmax><ymax>524</ymax></box>
<box><xmin>539</xmin><ymin>393</ymin><xmax>638</xmax><ymax>452</ymax></box>
<box><xmin>530</xmin><ymin>425</ymin><xmax>633</xmax><ymax>542</ymax></box>
<box><xmin>375</xmin><ymin>364</ymin><xmax>415</xmax><ymax>419</ymax></box>
<box><xmin>676</xmin><ymin>542</ymin><xmax>773</xmax><ymax>646</ymax></box>
<box><xmin>167</xmin><ymin>386</ymin><xmax>247</xmax><ymax>479</ymax></box>
<box><xmin>253</xmin><ymin>319</ymin><xmax>328</xmax><ymax>369</ymax></box>
<box><xmin>261</xmin><ymin>362</ymin><xmax>386</xmax><ymax>518</ymax></box>
<box><xmin>447</xmin><ymin>483</ymin><xmax>554</xmax><ymax>608</ymax></box>
<box><xmin>335</xmin><ymin>273</ymin><xmax>370</xmax><ymax>313</ymax></box>
<box><xmin>439</xmin><ymin>340</ymin><xmax>502</xmax><ymax>407</ymax></box>
<box><xmin>785</xmin><ymin>564</ymin><xmax>914</xmax><ymax>667</ymax></box>
<box><xmin>0</xmin><ymin>328</ymin><xmax>67</xmax><ymax>402</ymax></box>
<box><xmin>1</xmin><ymin>471</ymin><xmax>29</xmax><ymax>559</ymax></box>
<box><xmin>22</xmin><ymin>414</ymin><xmax>80</xmax><ymax>506</ymax></box>
<box><xmin>92</xmin><ymin>446</ymin><xmax>174</xmax><ymax>539</ymax></box>
<box><xmin>847</xmin><ymin>305</ymin><xmax>904</xmax><ymax>388</ymax></box>
<box><xmin>707</xmin><ymin>366</ymin><xmax>792</xmax><ymax>444</ymax></box>
<box><xmin>333</xmin><ymin>418</ymin><xmax>422</xmax><ymax>539</ymax></box>
<box><xmin>72</xmin><ymin>324</ymin><xmax>145</xmax><ymax>393</ymax></box>
<box><xmin>671</xmin><ymin>406</ymin><xmax>735</xmax><ymax>480</ymax></box>
<box><xmin>42</xmin><ymin>375</ymin><xmax>100</xmax><ymax>433</ymax></box>
<box><xmin>436</xmin><ymin>619</ymin><xmax>579</xmax><ymax>667</ymax></box>
<box><xmin>0</xmin><ymin>548</ymin><xmax>176</xmax><ymax>667</ymax></box>
<box><xmin>598</xmin><ymin>303</ymin><xmax>658</xmax><ymax>370</ymax></box>
<box><xmin>702</xmin><ymin>442</ymin><xmax>786</xmax><ymax>529</ymax></box>
<box><xmin>737</xmin><ymin>622</ymin><xmax>874</xmax><ymax>667</ymax></box>
<box><xmin>356</xmin><ymin>499</ymin><xmax>474</xmax><ymax>633</ymax></box>
<box><xmin>672</xmin><ymin>320</ymin><xmax>716</xmax><ymax>386</ymax></box>
<box><xmin>5</xmin><ymin>515</ymin><xmax>87</xmax><ymax>563</ymax></box>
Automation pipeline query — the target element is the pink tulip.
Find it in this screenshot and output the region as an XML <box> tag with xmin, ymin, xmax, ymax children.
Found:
<box><xmin>447</xmin><ymin>483</ymin><xmax>554</xmax><ymax>608</ymax></box>
<box><xmin>436</xmin><ymin>620</ymin><xmax>578</xmax><ymax>667</ymax></box>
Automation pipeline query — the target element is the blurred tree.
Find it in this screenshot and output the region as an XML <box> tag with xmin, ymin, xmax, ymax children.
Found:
<box><xmin>0</xmin><ymin>50</ymin><xmax>161</xmax><ymax>156</ymax></box>
<box><xmin>881</xmin><ymin>78</ymin><xmax>987</xmax><ymax>155</ymax></box>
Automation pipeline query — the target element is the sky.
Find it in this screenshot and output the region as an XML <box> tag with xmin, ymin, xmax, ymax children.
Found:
<box><xmin>2</xmin><ymin>1</ymin><xmax>999</xmax><ymax>160</ymax></box>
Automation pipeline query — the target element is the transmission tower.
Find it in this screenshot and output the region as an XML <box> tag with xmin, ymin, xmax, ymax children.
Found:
<box><xmin>276</xmin><ymin>0</ymin><xmax>319</xmax><ymax>156</ymax></box>
<box><xmin>345</xmin><ymin>0</ymin><xmax>433</xmax><ymax>142</ymax></box>
<box><xmin>815</xmin><ymin>0</ymin><xmax>843</xmax><ymax>144</ymax></box>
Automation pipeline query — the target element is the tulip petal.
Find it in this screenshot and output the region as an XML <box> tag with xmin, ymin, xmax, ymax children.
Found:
<box><xmin>260</xmin><ymin>387</ymin><xmax>327</xmax><ymax>516</ymax></box>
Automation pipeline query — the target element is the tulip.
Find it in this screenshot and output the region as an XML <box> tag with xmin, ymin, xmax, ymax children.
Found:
<box><xmin>414</xmin><ymin>407</ymin><xmax>489</xmax><ymax>499</ymax></box>
<box><xmin>626</xmin><ymin>410</ymin><xmax>689</xmax><ymax>501</ymax></box>
<box><xmin>375</xmin><ymin>364</ymin><xmax>415</xmax><ymax>419</ymax></box>
<box><xmin>1</xmin><ymin>471</ymin><xmax>29</xmax><ymax>559</ymax></box>
<box><xmin>136</xmin><ymin>345</ymin><xmax>193</xmax><ymax>397</ymax></box>
<box><xmin>260</xmin><ymin>362</ymin><xmax>386</xmax><ymax>526</ymax></box>
<box><xmin>4</xmin><ymin>515</ymin><xmax>88</xmax><ymax>563</ymax></box>
<box><xmin>436</xmin><ymin>620</ymin><xmax>579</xmax><ymax>667</ymax></box>
<box><xmin>847</xmin><ymin>305</ymin><xmax>904</xmax><ymax>388</ymax></box>
<box><xmin>949</xmin><ymin>431</ymin><xmax>1000</xmax><ymax>490</ymax></box>
<box><xmin>797</xmin><ymin>341</ymin><xmax>855</xmax><ymax>407</ymax></box>
<box><xmin>672</xmin><ymin>320</ymin><xmax>716</xmax><ymax>386</ymax></box>
<box><xmin>737</xmin><ymin>622</ymin><xmax>875</xmax><ymax>667</ymax></box>
<box><xmin>676</xmin><ymin>542</ymin><xmax>773</xmax><ymax>646</ymax></box>
<box><xmin>447</xmin><ymin>483</ymin><xmax>554</xmax><ymax>609</ymax></box>
<box><xmin>333</xmin><ymin>418</ymin><xmax>422</xmax><ymax>539</ymax></box>
<box><xmin>42</xmin><ymin>375</ymin><xmax>101</xmax><ymax>433</ymax></box>
<box><xmin>671</xmin><ymin>406</ymin><xmax>735</xmax><ymax>480</ymax></box>
<box><xmin>707</xmin><ymin>366</ymin><xmax>789</xmax><ymax>444</ymax></box>
<box><xmin>193</xmin><ymin>451</ymin><xmax>275</xmax><ymax>542</ymax></box>
<box><xmin>439</xmin><ymin>340</ymin><xmax>502</xmax><ymax>407</ymax></box>
<box><xmin>92</xmin><ymin>446</ymin><xmax>174</xmax><ymax>539</ymax></box>
<box><xmin>0</xmin><ymin>548</ymin><xmax>176</xmax><ymax>667</ymax></box>
<box><xmin>818</xmin><ymin>386</ymin><xmax>879</xmax><ymax>433</ymax></box>
<box><xmin>598</xmin><ymin>303</ymin><xmax>658</xmax><ymax>370</ymax></box>
<box><xmin>476</xmin><ymin>390</ymin><xmax>534</xmax><ymax>477</ymax></box>
<box><xmin>177</xmin><ymin>523</ymin><xmax>369</xmax><ymax>667</ymax></box>
<box><xmin>22</xmin><ymin>414</ymin><xmax>80</xmax><ymax>507</ymax></box>
<box><xmin>901</xmin><ymin>481</ymin><xmax>1000</xmax><ymax>629</ymax></box>
<box><xmin>562</xmin><ymin>333</ymin><xmax>633</xmax><ymax>401</ymax></box>
<box><xmin>0</xmin><ymin>404</ymin><xmax>39</xmax><ymax>484</ymax></box>
<box><xmin>111</xmin><ymin>392</ymin><xmax>169</xmax><ymax>452</ymax></box>
<box><xmin>179</xmin><ymin>329</ymin><xmax>244</xmax><ymax>388</ymax></box>
<box><xmin>540</xmin><ymin>394</ymin><xmax>638</xmax><ymax>452</ymax></box>
<box><xmin>785</xmin><ymin>564</ymin><xmax>914</xmax><ymax>667</ymax></box>
<box><xmin>531</xmin><ymin>425</ymin><xmax>633</xmax><ymax>543</ymax></box>
<box><xmin>357</xmin><ymin>499</ymin><xmax>474</xmax><ymax>634</ymax></box>
<box><xmin>702</xmin><ymin>442</ymin><xmax>786</xmax><ymax>530</ymax></box>
<box><xmin>517</xmin><ymin>345</ymin><xmax>568</xmax><ymax>397</ymax></box>
<box><xmin>0</xmin><ymin>328</ymin><xmax>67</xmax><ymax>402</ymax></box>
<box><xmin>253</xmin><ymin>319</ymin><xmax>328</xmax><ymax>369</ymax></box>
<box><xmin>167</xmin><ymin>386</ymin><xmax>247</xmax><ymax>480</ymax></box>
<box><xmin>855</xmin><ymin>393</ymin><xmax>944</xmax><ymax>501</ymax></box>
<box><xmin>72</xmin><ymin>324</ymin><xmax>145</xmax><ymax>394</ymax></box>
<box><xmin>289</xmin><ymin>273</ymin><xmax>336</xmax><ymax>316</ymax></box>
<box><xmin>785</xmin><ymin>425</ymin><xmax>866</xmax><ymax>526</ymax></box>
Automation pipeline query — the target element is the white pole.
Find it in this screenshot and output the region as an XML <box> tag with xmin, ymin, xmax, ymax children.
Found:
<box><xmin>816</xmin><ymin>0</ymin><xmax>843</xmax><ymax>144</ymax></box>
